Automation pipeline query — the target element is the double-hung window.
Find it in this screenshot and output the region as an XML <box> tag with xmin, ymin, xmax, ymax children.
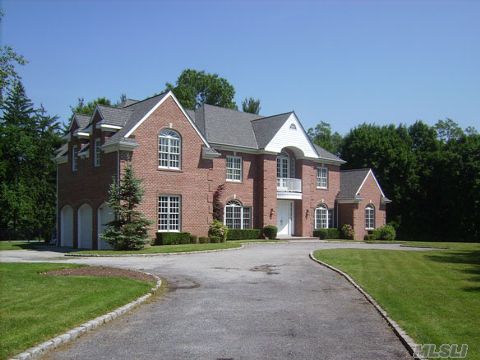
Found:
<box><xmin>94</xmin><ymin>138</ymin><xmax>101</xmax><ymax>167</ymax></box>
<box><xmin>226</xmin><ymin>156</ymin><xmax>242</xmax><ymax>182</ymax></box>
<box><xmin>72</xmin><ymin>145</ymin><xmax>78</xmax><ymax>172</ymax></box>
<box><xmin>224</xmin><ymin>200</ymin><xmax>251</xmax><ymax>229</ymax></box>
<box><xmin>365</xmin><ymin>204</ymin><xmax>375</xmax><ymax>230</ymax></box>
<box><xmin>158</xmin><ymin>195</ymin><xmax>181</xmax><ymax>231</ymax></box>
<box><xmin>317</xmin><ymin>166</ymin><xmax>328</xmax><ymax>189</ymax></box>
<box><xmin>158</xmin><ymin>129</ymin><xmax>181</xmax><ymax>170</ymax></box>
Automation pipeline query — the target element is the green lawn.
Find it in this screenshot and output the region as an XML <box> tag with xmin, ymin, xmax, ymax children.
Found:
<box><xmin>71</xmin><ymin>240</ymin><xmax>282</xmax><ymax>255</ymax></box>
<box><xmin>0</xmin><ymin>240</ymin><xmax>45</xmax><ymax>251</ymax></box>
<box><xmin>313</xmin><ymin>242</ymin><xmax>480</xmax><ymax>359</ymax></box>
<box><xmin>0</xmin><ymin>263</ymin><xmax>154</xmax><ymax>360</ymax></box>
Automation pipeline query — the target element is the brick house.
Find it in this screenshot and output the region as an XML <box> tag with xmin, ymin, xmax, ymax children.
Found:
<box><xmin>55</xmin><ymin>91</ymin><xmax>390</xmax><ymax>248</ymax></box>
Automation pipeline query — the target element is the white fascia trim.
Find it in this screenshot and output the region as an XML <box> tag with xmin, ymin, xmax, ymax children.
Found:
<box><xmin>209</xmin><ymin>143</ymin><xmax>263</xmax><ymax>154</ymax></box>
<box><xmin>102</xmin><ymin>141</ymin><xmax>138</xmax><ymax>154</ymax></box>
<box><xmin>306</xmin><ymin>156</ymin><xmax>345</xmax><ymax>165</ymax></box>
<box><xmin>96</xmin><ymin>124</ymin><xmax>122</xmax><ymax>131</ymax></box>
<box><xmin>124</xmin><ymin>91</ymin><xmax>210</xmax><ymax>148</ymax></box>
<box><xmin>76</xmin><ymin>131</ymin><xmax>90</xmax><ymax>138</ymax></box>
<box><xmin>355</xmin><ymin>170</ymin><xmax>386</xmax><ymax>198</ymax></box>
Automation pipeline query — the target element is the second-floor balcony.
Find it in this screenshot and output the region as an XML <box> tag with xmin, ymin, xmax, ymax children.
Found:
<box><xmin>277</xmin><ymin>178</ymin><xmax>302</xmax><ymax>193</ymax></box>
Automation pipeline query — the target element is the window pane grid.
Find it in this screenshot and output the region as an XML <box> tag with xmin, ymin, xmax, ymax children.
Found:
<box><xmin>317</xmin><ymin>167</ymin><xmax>328</xmax><ymax>188</ymax></box>
<box><xmin>224</xmin><ymin>201</ymin><xmax>251</xmax><ymax>229</ymax></box>
<box><xmin>226</xmin><ymin>156</ymin><xmax>242</xmax><ymax>181</ymax></box>
<box><xmin>315</xmin><ymin>205</ymin><xmax>329</xmax><ymax>229</ymax></box>
<box><xmin>158</xmin><ymin>195</ymin><xmax>180</xmax><ymax>231</ymax></box>
<box><xmin>158</xmin><ymin>130</ymin><xmax>181</xmax><ymax>169</ymax></box>
<box><xmin>365</xmin><ymin>206</ymin><xmax>375</xmax><ymax>229</ymax></box>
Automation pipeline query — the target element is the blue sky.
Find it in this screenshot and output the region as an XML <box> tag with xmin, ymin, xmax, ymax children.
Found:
<box><xmin>2</xmin><ymin>0</ymin><xmax>479</xmax><ymax>134</ymax></box>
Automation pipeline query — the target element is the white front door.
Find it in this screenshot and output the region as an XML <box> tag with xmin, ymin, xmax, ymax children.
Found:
<box><xmin>277</xmin><ymin>200</ymin><xmax>294</xmax><ymax>236</ymax></box>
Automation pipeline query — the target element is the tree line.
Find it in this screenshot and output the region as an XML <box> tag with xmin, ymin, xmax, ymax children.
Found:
<box><xmin>309</xmin><ymin>119</ymin><xmax>480</xmax><ymax>242</ymax></box>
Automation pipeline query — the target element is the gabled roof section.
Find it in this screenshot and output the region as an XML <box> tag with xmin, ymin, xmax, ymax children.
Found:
<box><xmin>96</xmin><ymin>105</ymin><xmax>132</xmax><ymax>127</ymax></box>
<box><xmin>251</xmin><ymin>112</ymin><xmax>292</xmax><ymax>149</ymax></box>
<box><xmin>198</xmin><ymin>104</ymin><xmax>261</xmax><ymax>148</ymax></box>
<box><xmin>69</xmin><ymin>114</ymin><xmax>91</xmax><ymax>131</ymax></box>
<box><xmin>119</xmin><ymin>99</ymin><xmax>139</xmax><ymax>108</ymax></box>
<box><xmin>338</xmin><ymin>168</ymin><xmax>371</xmax><ymax>200</ymax></box>
<box><xmin>313</xmin><ymin>144</ymin><xmax>346</xmax><ymax>163</ymax></box>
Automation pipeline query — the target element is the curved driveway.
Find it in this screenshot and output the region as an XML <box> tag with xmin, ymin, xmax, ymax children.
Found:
<box><xmin>1</xmin><ymin>241</ymin><xmax>416</xmax><ymax>359</ymax></box>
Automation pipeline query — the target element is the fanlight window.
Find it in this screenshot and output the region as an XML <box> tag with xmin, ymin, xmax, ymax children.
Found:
<box><xmin>315</xmin><ymin>204</ymin><xmax>333</xmax><ymax>229</ymax></box>
<box><xmin>224</xmin><ymin>200</ymin><xmax>251</xmax><ymax>229</ymax></box>
<box><xmin>158</xmin><ymin>129</ymin><xmax>181</xmax><ymax>169</ymax></box>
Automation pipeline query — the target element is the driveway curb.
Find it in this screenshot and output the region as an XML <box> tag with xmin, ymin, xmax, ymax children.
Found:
<box><xmin>309</xmin><ymin>251</ymin><xmax>425</xmax><ymax>360</ymax></box>
<box><xmin>10</xmin><ymin>272</ymin><xmax>163</xmax><ymax>360</ymax></box>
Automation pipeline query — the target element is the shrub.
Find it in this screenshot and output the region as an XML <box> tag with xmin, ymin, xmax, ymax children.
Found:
<box><xmin>226</xmin><ymin>229</ymin><xmax>262</xmax><ymax>240</ymax></box>
<box><xmin>340</xmin><ymin>224</ymin><xmax>354</xmax><ymax>240</ymax></box>
<box><xmin>372</xmin><ymin>224</ymin><xmax>396</xmax><ymax>240</ymax></box>
<box><xmin>364</xmin><ymin>234</ymin><xmax>376</xmax><ymax>241</ymax></box>
<box><xmin>189</xmin><ymin>235</ymin><xmax>198</xmax><ymax>244</ymax></box>
<box><xmin>313</xmin><ymin>228</ymin><xmax>340</xmax><ymax>239</ymax></box>
<box><xmin>209</xmin><ymin>236</ymin><xmax>222</xmax><ymax>243</ymax></box>
<box><xmin>198</xmin><ymin>236</ymin><xmax>209</xmax><ymax>244</ymax></box>
<box><xmin>208</xmin><ymin>220</ymin><xmax>228</xmax><ymax>242</ymax></box>
<box><xmin>155</xmin><ymin>232</ymin><xmax>191</xmax><ymax>245</ymax></box>
<box><xmin>263</xmin><ymin>225</ymin><xmax>277</xmax><ymax>240</ymax></box>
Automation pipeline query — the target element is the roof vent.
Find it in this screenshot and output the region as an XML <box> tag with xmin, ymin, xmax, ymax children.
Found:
<box><xmin>289</xmin><ymin>124</ymin><xmax>297</xmax><ymax>130</ymax></box>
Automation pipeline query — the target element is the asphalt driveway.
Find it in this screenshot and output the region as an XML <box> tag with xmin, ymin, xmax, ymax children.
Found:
<box><xmin>1</xmin><ymin>242</ymin><xmax>415</xmax><ymax>359</ymax></box>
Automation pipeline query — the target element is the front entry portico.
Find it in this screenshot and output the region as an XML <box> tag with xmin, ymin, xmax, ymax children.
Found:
<box><xmin>277</xmin><ymin>200</ymin><xmax>294</xmax><ymax>236</ymax></box>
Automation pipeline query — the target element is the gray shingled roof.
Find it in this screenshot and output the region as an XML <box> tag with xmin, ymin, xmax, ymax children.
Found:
<box><xmin>338</xmin><ymin>169</ymin><xmax>371</xmax><ymax>199</ymax></box>
<box><xmin>197</xmin><ymin>104</ymin><xmax>262</xmax><ymax>148</ymax></box>
<box><xmin>105</xmin><ymin>92</ymin><xmax>169</xmax><ymax>146</ymax></box>
<box><xmin>313</xmin><ymin>144</ymin><xmax>345</xmax><ymax>163</ymax></box>
<box><xmin>73</xmin><ymin>114</ymin><xmax>91</xmax><ymax>130</ymax></box>
<box><xmin>97</xmin><ymin>105</ymin><xmax>133</xmax><ymax>127</ymax></box>
<box><xmin>251</xmin><ymin>112</ymin><xmax>292</xmax><ymax>149</ymax></box>
<box><xmin>119</xmin><ymin>99</ymin><xmax>139</xmax><ymax>108</ymax></box>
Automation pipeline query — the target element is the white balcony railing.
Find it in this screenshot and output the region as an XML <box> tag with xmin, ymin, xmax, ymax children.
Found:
<box><xmin>277</xmin><ymin>178</ymin><xmax>302</xmax><ymax>193</ymax></box>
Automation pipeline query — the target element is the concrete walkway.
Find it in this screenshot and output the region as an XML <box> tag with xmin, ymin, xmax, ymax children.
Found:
<box><xmin>1</xmin><ymin>242</ymin><xmax>420</xmax><ymax>359</ymax></box>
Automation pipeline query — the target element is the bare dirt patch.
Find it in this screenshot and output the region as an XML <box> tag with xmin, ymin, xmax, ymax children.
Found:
<box><xmin>42</xmin><ymin>266</ymin><xmax>156</xmax><ymax>282</ymax></box>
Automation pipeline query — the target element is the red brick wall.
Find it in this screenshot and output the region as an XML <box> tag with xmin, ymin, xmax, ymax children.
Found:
<box><xmin>351</xmin><ymin>172</ymin><xmax>386</xmax><ymax>240</ymax></box>
<box><xmin>57</xmin><ymin>113</ymin><xmax>117</xmax><ymax>249</ymax></box>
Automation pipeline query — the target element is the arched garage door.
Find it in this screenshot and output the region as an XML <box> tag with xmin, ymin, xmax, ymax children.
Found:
<box><xmin>60</xmin><ymin>205</ymin><xmax>73</xmax><ymax>247</ymax></box>
<box><xmin>97</xmin><ymin>204</ymin><xmax>114</xmax><ymax>250</ymax></box>
<box><xmin>77</xmin><ymin>204</ymin><xmax>93</xmax><ymax>249</ymax></box>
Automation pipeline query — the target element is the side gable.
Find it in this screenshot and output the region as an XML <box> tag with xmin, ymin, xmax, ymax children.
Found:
<box><xmin>124</xmin><ymin>91</ymin><xmax>210</xmax><ymax>148</ymax></box>
<box><xmin>263</xmin><ymin>113</ymin><xmax>318</xmax><ymax>158</ymax></box>
<box><xmin>356</xmin><ymin>170</ymin><xmax>386</xmax><ymax>198</ymax></box>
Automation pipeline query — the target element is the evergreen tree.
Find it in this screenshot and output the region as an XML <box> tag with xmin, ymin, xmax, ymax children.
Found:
<box><xmin>101</xmin><ymin>165</ymin><xmax>152</xmax><ymax>250</ymax></box>
<box><xmin>0</xmin><ymin>81</ymin><xmax>61</xmax><ymax>239</ymax></box>
<box><xmin>242</xmin><ymin>97</ymin><xmax>261</xmax><ymax>114</ymax></box>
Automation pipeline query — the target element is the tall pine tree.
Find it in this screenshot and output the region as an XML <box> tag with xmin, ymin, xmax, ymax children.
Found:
<box><xmin>101</xmin><ymin>165</ymin><xmax>152</xmax><ymax>250</ymax></box>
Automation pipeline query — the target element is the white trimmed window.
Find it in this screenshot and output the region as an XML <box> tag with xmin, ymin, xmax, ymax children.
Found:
<box><xmin>158</xmin><ymin>195</ymin><xmax>181</xmax><ymax>231</ymax></box>
<box><xmin>226</xmin><ymin>156</ymin><xmax>242</xmax><ymax>182</ymax></box>
<box><xmin>224</xmin><ymin>200</ymin><xmax>251</xmax><ymax>229</ymax></box>
<box><xmin>72</xmin><ymin>145</ymin><xmax>78</xmax><ymax>172</ymax></box>
<box><xmin>315</xmin><ymin>204</ymin><xmax>333</xmax><ymax>229</ymax></box>
<box><xmin>94</xmin><ymin>138</ymin><xmax>101</xmax><ymax>167</ymax></box>
<box><xmin>365</xmin><ymin>204</ymin><xmax>375</xmax><ymax>230</ymax></box>
<box><xmin>158</xmin><ymin>129</ymin><xmax>181</xmax><ymax>170</ymax></box>
<box><xmin>317</xmin><ymin>166</ymin><xmax>328</xmax><ymax>189</ymax></box>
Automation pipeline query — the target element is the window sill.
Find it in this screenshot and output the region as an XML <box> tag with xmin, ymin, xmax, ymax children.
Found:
<box><xmin>365</xmin><ymin>228</ymin><xmax>375</xmax><ymax>231</ymax></box>
<box><xmin>156</xmin><ymin>230</ymin><xmax>180</xmax><ymax>233</ymax></box>
<box><xmin>316</xmin><ymin>186</ymin><xmax>328</xmax><ymax>190</ymax></box>
<box><xmin>157</xmin><ymin>167</ymin><xmax>182</xmax><ymax>173</ymax></box>
<box><xmin>226</xmin><ymin>179</ymin><xmax>242</xmax><ymax>183</ymax></box>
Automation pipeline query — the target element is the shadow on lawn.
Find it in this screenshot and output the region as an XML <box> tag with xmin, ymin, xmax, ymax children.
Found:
<box><xmin>426</xmin><ymin>250</ymin><xmax>480</xmax><ymax>292</ymax></box>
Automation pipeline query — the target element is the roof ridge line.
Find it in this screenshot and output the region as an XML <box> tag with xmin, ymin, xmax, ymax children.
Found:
<box><xmin>122</xmin><ymin>91</ymin><xmax>169</xmax><ymax>108</ymax></box>
<box><xmin>250</xmin><ymin>111</ymin><xmax>292</xmax><ymax>121</ymax></box>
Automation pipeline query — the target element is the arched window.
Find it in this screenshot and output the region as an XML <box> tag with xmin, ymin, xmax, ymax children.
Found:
<box><xmin>277</xmin><ymin>151</ymin><xmax>290</xmax><ymax>178</ymax></box>
<box><xmin>315</xmin><ymin>204</ymin><xmax>329</xmax><ymax>229</ymax></box>
<box><xmin>224</xmin><ymin>200</ymin><xmax>251</xmax><ymax>229</ymax></box>
<box><xmin>158</xmin><ymin>129</ymin><xmax>181</xmax><ymax>169</ymax></box>
<box><xmin>365</xmin><ymin>204</ymin><xmax>375</xmax><ymax>230</ymax></box>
